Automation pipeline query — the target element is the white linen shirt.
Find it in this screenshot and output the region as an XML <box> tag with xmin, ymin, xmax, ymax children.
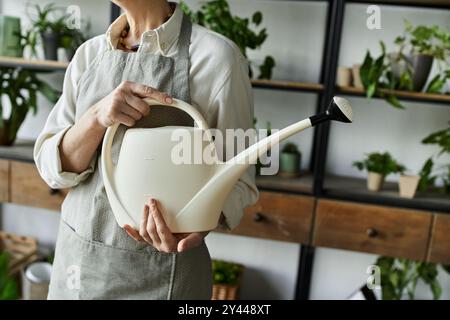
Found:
<box><xmin>34</xmin><ymin>3</ymin><xmax>259</xmax><ymax>230</ymax></box>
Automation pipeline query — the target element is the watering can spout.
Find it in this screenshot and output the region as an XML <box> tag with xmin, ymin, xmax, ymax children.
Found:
<box><xmin>101</xmin><ymin>96</ymin><xmax>353</xmax><ymax>233</ymax></box>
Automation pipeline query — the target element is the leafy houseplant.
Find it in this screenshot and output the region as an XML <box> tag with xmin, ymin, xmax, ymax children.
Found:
<box><xmin>376</xmin><ymin>256</ymin><xmax>450</xmax><ymax>300</ymax></box>
<box><xmin>0</xmin><ymin>253</ymin><xmax>20</xmax><ymax>300</ymax></box>
<box><xmin>211</xmin><ymin>259</ymin><xmax>243</xmax><ymax>300</ymax></box>
<box><xmin>0</xmin><ymin>67</ymin><xmax>60</xmax><ymax>145</ymax></box>
<box><xmin>359</xmin><ymin>22</ymin><xmax>450</xmax><ymax>109</ymax></box>
<box><xmin>279</xmin><ymin>142</ymin><xmax>301</xmax><ymax>178</ymax></box>
<box><xmin>27</xmin><ymin>3</ymin><xmax>68</xmax><ymax>61</ymax></box>
<box><xmin>180</xmin><ymin>0</ymin><xmax>275</xmax><ymax>79</ymax></box>
<box><xmin>419</xmin><ymin>122</ymin><xmax>450</xmax><ymax>195</ymax></box>
<box><xmin>353</xmin><ymin>152</ymin><xmax>405</xmax><ymax>191</ymax></box>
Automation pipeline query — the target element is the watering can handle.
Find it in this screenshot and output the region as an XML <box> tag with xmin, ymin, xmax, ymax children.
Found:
<box><xmin>100</xmin><ymin>98</ymin><xmax>210</xmax><ymax>228</ymax></box>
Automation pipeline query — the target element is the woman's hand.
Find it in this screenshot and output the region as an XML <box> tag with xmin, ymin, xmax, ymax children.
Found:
<box><xmin>123</xmin><ymin>198</ymin><xmax>209</xmax><ymax>253</ymax></box>
<box><xmin>92</xmin><ymin>80</ymin><xmax>173</xmax><ymax>128</ymax></box>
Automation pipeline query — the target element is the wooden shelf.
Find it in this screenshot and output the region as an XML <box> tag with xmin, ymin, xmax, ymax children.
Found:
<box><xmin>0</xmin><ymin>56</ymin><xmax>68</xmax><ymax>72</ymax></box>
<box><xmin>251</xmin><ymin>79</ymin><xmax>324</xmax><ymax>93</ymax></box>
<box><xmin>337</xmin><ymin>85</ymin><xmax>450</xmax><ymax>105</ymax></box>
<box><xmin>324</xmin><ymin>174</ymin><xmax>450</xmax><ymax>213</ymax></box>
<box><xmin>0</xmin><ymin>140</ymin><xmax>34</xmax><ymax>163</ymax></box>
<box><xmin>256</xmin><ymin>172</ymin><xmax>314</xmax><ymax>194</ymax></box>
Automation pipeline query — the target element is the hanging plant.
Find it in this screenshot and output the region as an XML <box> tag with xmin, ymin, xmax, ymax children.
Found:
<box><xmin>0</xmin><ymin>67</ymin><xmax>60</xmax><ymax>145</ymax></box>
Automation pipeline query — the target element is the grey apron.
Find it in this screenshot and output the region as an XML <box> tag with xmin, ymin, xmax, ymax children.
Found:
<box><xmin>48</xmin><ymin>14</ymin><xmax>213</xmax><ymax>300</ymax></box>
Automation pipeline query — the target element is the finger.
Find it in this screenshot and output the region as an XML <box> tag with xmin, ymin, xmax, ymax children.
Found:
<box><xmin>150</xmin><ymin>199</ymin><xmax>177</xmax><ymax>252</ymax></box>
<box><xmin>124</xmin><ymin>224</ymin><xmax>144</xmax><ymax>242</ymax></box>
<box><xmin>113</xmin><ymin>112</ymin><xmax>136</xmax><ymax>127</ymax></box>
<box><xmin>124</xmin><ymin>93</ymin><xmax>151</xmax><ymax>117</ymax></box>
<box><xmin>120</xmin><ymin>101</ymin><xmax>144</xmax><ymax>121</ymax></box>
<box><xmin>129</xmin><ymin>83</ymin><xmax>173</xmax><ymax>104</ymax></box>
<box><xmin>139</xmin><ymin>204</ymin><xmax>152</xmax><ymax>245</ymax></box>
<box><xmin>177</xmin><ymin>232</ymin><xmax>204</xmax><ymax>252</ymax></box>
<box><xmin>146</xmin><ymin>207</ymin><xmax>161</xmax><ymax>247</ymax></box>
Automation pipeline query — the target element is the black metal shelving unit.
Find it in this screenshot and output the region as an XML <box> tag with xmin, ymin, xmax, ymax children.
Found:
<box><xmin>1</xmin><ymin>0</ymin><xmax>448</xmax><ymax>301</ymax></box>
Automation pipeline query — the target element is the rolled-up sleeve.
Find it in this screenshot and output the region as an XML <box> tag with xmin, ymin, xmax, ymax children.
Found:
<box><xmin>33</xmin><ymin>43</ymin><xmax>97</xmax><ymax>189</ymax></box>
<box><xmin>211</xmin><ymin>54</ymin><xmax>259</xmax><ymax>230</ymax></box>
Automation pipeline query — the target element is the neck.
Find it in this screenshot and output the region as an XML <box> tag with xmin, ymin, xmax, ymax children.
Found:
<box><xmin>121</xmin><ymin>0</ymin><xmax>173</xmax><ymax>43</ymax></box>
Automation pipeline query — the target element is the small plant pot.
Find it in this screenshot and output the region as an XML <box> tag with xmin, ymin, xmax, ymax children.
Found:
<box><xmin>0</xmin><ymin>121</ymin><xmax>15</xmax><ymax>146</ymax></box>
<box><xmin>279</xmin><ymin>153</ymin><xmax>301</xmax><ymax>178</ymax></box>
<box><xmin>41</xmin><ymin>31</ymin><xmax>60</xmax><ymax>61</ymax></box>
<box><xmin>367</xmin><ymin>172</ymin><xmax>385</xmax><ymax>191</ymax></box>
<box><xmin>337</xmin><ymin>67</ymin><xmax>353</xmax><ymax>87</ymax></box>
<box><xmin>398</xmin><ymin>175</ymin><xmax>420</xmax><ymax>199</ymax></box>
<box><xmin>389</xmin><ymin>52</ymin><xmax>434</xmax><ymax>91</ymax></box>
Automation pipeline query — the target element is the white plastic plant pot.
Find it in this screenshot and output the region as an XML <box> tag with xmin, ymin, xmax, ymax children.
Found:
<box><xmin>367</xmin><ymin>171</ymin><xmax>385</xmax><ymax>192</ymax></box>
<box><xmin>21</xmin><ymin>262</ymin><xmax>52</xmax><ymax>300</ymax></box>
<box><xmin>398</xmin><ymin>175</ymin><xmax>420</xmax><ymax>199</ymax></box>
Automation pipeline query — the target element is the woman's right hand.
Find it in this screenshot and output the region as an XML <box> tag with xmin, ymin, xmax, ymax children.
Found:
<box><xmin>92</xmin><ymin>80</ymin><xmax>173</xmax><ymax>128</ymax></box>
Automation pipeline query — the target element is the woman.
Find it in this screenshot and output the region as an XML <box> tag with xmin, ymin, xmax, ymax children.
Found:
<box><xmin>34</xmin><ymin>0</ymin><xmax>258</xmax><ymax>299</ymax></box>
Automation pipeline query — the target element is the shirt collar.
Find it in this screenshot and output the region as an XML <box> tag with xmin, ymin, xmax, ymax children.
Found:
<box><xmin>106</xmin><ymin>2</ymin><xmax>183</xmax><ymax>55</ymax></box>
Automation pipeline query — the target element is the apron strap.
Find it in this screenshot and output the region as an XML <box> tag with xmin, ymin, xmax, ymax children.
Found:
<box><xmin>172</xmin><ymin>13</ymin><xmax>192</xmax><ymax>104</ymax></box>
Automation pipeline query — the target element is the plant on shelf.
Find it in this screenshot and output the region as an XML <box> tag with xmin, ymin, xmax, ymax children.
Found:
<box><xmin>180</xmin><ymin>0</ymin><xmax>275</xmax><ymax>80</ymax></box>
<box><xmin>211</xmin><ymin>259</ymin><xmax>243</xmax><ymax>300</ymax></box>
<box><xmin>359</xmin><ymin>21</ymin><xmax>450</xmax><ymax>109</ymax></box>
<box><xmin>376</xmin><ymin>256</ymin><xmax>450</xmax><ymax>300</ymax></box>
<box><xmin>0</xmin><ymin>253</ymin><xmax>20</xmax><ymax>300</ymax></box>
<box><xmin>27</xmin><ymin>3</ymin><xmax>89</xmax><ymax>61</ymax></box>
<box><xmin>279</xmin><ymin>142</ymin><xmax>301</xmax><ymax>178</ymax></box>
<box><xmin>0</xmin><ymin>67</ymin><xmax>60</xmax><ymax>145</ymax></box>
<box><xmin>353</xmin><ymin>152</ymin><xmax>405</xmax><ymax>192</ymax></box>
<box><xmin>419</xmin><ymin>122</ymin><xmax>450</xmax><ymax>196</ymax></box>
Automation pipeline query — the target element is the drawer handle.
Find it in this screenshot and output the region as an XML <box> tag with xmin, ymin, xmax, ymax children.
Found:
<box><xmin>49</xmin><ymin>188</ymin><xmax>61</xmax><ymax>196</ymax></box>
<box><xmin>366</xmin><ymin>228</ymin><xmax>378</xmax><ymax>238</ymax></box>
<box><xmin>253</xmin><ymin>212</ymin><xmax>266</xmax><ymax>222</ymax></box>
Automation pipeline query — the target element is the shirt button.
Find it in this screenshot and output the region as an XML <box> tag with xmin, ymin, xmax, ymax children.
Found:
<box><xmin>161</xmin><ymin>42</ymin><xmax>166</xmax><ymax>49</ymax></box>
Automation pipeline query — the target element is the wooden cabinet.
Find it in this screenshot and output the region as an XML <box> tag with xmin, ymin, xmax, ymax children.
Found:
<box><xmin>229</xmin><ymin>191</ymin><xmax>315</xmax><ymax>244</ymax></box>
<box><xmin>428</xmin><ymin>214</ymin><xmax>450</xmax><ymax>265</ymax></box>
<box><xmin>313</xmin><ymin>199</ymin><xmax>432</xmax><ymax>260</ymax></box>
<box><xmin>0</xmin><ymin>160</ymin><xmax>9</xmax><ymax>202</ymax></box>
<box><xmin>10</xmin><ymin>161</ymin><xmax>68</xmax><ymax>211</ymax></box>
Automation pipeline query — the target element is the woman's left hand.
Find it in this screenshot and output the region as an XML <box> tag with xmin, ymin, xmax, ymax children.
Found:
<box><xmin>123</xmin><ymin>198</ymin><xmax>209</xmax><ymax>253</ymax></box>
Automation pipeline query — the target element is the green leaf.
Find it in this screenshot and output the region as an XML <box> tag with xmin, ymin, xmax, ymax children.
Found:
<box><xmin>252</xmin><ymin>12</ymin><xmax>262</xmax><ymax>25</ymax></box>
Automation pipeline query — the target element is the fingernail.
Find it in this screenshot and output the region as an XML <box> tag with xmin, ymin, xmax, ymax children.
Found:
<box><xmin>165</xmin><ymin>97</ymin><xmax>173</xmax><ymax>104</ymax></box>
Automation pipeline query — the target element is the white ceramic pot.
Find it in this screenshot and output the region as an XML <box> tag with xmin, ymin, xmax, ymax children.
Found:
<box><xmin>367</xmin><ymin>172</ymin><xmax>385</xmax><ymax>191</ymax></box>
<box><xmin>352</xmin><ymin>64</ymin><xmax>363</xmax><ymax>88</ymax></box>
<box><xmin>21</xmin><ymin>262</ymin><xmax>52</xmax><ymax>300</ymax></box>
<box><xmin>337</xmin><ymin>66</ymin><xmax>353</xmax><ymax>87</ymax></box>
<box><xmin>398</xmin><ymin>175</ymin><xmax>420</xmax><ymax>199</ymax></box>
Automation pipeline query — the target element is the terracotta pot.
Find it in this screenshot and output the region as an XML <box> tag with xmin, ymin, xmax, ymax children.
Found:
<box><xmin>398</xmin><ymin>175</ymin><xmax>420</xmax><ymax>199</ymax></box>
<box><xmin>367</xmin><ymin>172</ymin><xmax>385</xmax><ymax>191</ymax></box>
<box><xmin>337</xmin><ymin>66</ymin><xmax>353</xmax><ymax>87</ymax></box>
<box><xmin>352</xmin><ymin>64</ymin><xmax>363</xmax><ymax>88</ymax></box>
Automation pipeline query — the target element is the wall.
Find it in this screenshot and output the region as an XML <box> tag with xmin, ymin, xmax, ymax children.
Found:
<box><xmin>1</xmin><ymin>0</ymin><xmax>449</xmax><ymax>299</ymax></box>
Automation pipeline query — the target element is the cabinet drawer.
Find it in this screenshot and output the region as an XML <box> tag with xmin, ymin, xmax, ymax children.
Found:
<box><xmin>0</xmin><ymin>160</ymin><xmax>9</xmax><ymax>202</ymax></box>
<box><xmin>10</xmin><ymin>161</ymin><xmax>68</xmax><ymax>211</ymax></box>
<box><xmin>428</xmin><ymin>214</ymin><xmax>450</xmax><ymax>265</ymax></box>
<box><xmin>313</xmin><ymin>200</ymin><xmax>432</xmax><ymax>260</ymax></box>
<box><xmin>229</xmin><ymin>191</ymin><xmax>315</xmax><ymax>244</ymax></box>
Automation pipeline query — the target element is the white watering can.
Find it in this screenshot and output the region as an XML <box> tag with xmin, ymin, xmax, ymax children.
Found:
<box><xmin>101</xmin><ymin>97</ymin><xmax>353</xmax><ymax>233</ymax></box>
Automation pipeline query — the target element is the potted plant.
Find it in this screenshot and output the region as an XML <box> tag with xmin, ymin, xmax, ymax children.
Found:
<box><xmin>0</xmin><ymin>67</ymin><xmax>59</xmax><ymax>145</ymax></box>
<box><xmin>353</xmin><ymin>152</ymin><xmax>406</xmax><ymax>191</ymax></box>
<box><xmin>391</xmin><ymin>20</ymin><xmax>450</xmax><ymax>92</ymax></box>
<box><xmin>0</xmin><ymin>253</ymin><xmax>20</xmax><ymax>300</ymax></box>
<box><xmin>211</xmin><ymin>259</ymin><xmax>243</xmax><ymax>300</ymax></box>
<box><xmin>376</xmin><ymin>256</ymin><xmax>450</xmax><ymax>300</ymax></box>
<box><xmin>180</xmin><ymin>0</ymin><xmax>275</xmax><ymax>80</ymax></box>
<box><xmin>279</xmin><ymin>142</ymin><xmax>301</xmax><ymax>178</ymax></box>
<box><xmin>60</xmin><ymin>23</ymin><xmax>89</xmax><ymax>61</ymax></box>
<box><xmin>27</xmin><ymin>3</ymin><xmax>68</xmax><ymax>60</ymax></box>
